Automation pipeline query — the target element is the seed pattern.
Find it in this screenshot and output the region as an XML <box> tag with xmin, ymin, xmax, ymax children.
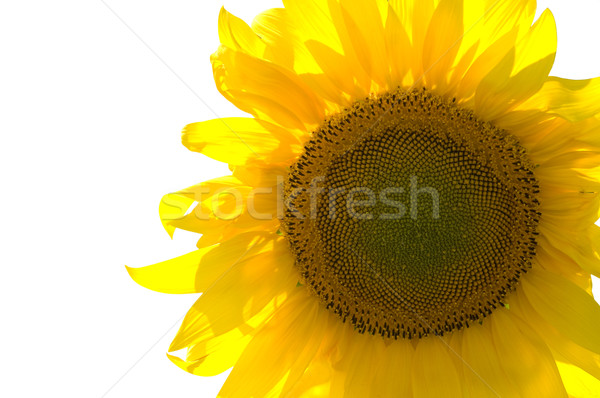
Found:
<box><xmin>282</xmin><ymin>88</ymin><xmax>540</xmax><ymax>339</ymax></box>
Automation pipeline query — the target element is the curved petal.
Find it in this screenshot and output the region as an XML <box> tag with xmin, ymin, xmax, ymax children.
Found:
<box><xmin>510</xmin><ymin>287</ymin><xmax>600</xmax><ymax>381</ymax></box>
<box><xmin>286</xmin><ymin>360</ymin><xmax>332</xmax><ymax>398</ymax></box>
<box><xmin>281</xmin><ymin>0</ymin><xmax>369</xmax><ymax>99</ymax></box>
<box><xmin>516</xmin><ymin>76</ymin><xmax>600</xmax><ymax>122</ymax></box>
<box><xmin>169</xmin><ymin>237</ymin><xmax>296</xmax><ymax>351</ymax></box>
<box><xmin>372</xmin><ymin>339</ymin><xmax>414</xmax><ymax>397</ymax></box>
<box><xmin>411</xmin><ymin>337</ymin><xmax>462</xmax><ymax>398</ymax></box>
<box><xmin>211</xmin><ymin>46</ymin><xmax>325</xmax><ymax>130</ymax></box>
<box><xmin>218</xmin><ymin>7</ymin><xmax>265</xmax><ymax>57</ymax></box>
<box><xmin>250</xmin><ymin>8</ymin><xmax>294</xmax><ymax>70</ymax></box>
<box><xmin>490</xmin><ymin>309</ymin><xmax>567</xmax><ymax>397</ymax></box>
<box><xmin>556</xmin><ymin>362</ymin><xmax>600</xmax><ymax>398</ymax></box>
<box><xmin>126</xmin><ymin>250</ymin><xmax>206</xmax><ymax>294</ymax></box>
<box><xmin>158</xmin><ymin>176</ymin><xmax>246</xmax><ymax>237</ymax></box>
<box><xmin>338</xmin><ymin>330</ymin><xmax>386</xmax><ymax>397</ymax></box>
<box><xmin>538</xmin><ymin>224</ymin><xmax>600</xmax><ymax>277</ymax></box>
<box><xmin>475</xmin><ymin>9</ymin><xmax>557</xmax><ymax>121</ymax></box>
<box><xmin>460</xmin><ymin>322</ymin><xmax>520</xmax><ymax>397</ymax></box>
<box><xmin>167</xmin><ymin>329</ymin><xmax>250</xmax><ymax>376</ymax></box>
<box><xmin>251</xmin><ymin>8</ymin><xmax>347</xmax><ymax>110</ymax></box>
<box><xmin>127</xmin><ymin>232</ymin><xmax>278</xmax><ymax>294</ymax></box>
<box><xmin>218</xmin><ymin>289</ymin><xmax>326</xmax><ymax>397</ymax></box>
<box><xmin>421</xmin><ymin>0</ymin><xmax>464</xmax><ymax>92</ymax></box>
<box><xmin>521</xmin><ymin>268</ymin><xmax>600</xmax><ymax>355</ymax></box>
<box><xmin>337</xmin><ymin>0</ymin><xmax>388</xmax><ymax>87</ymax></box>
<box><xmin>182</xmin><ymin>117</ymin><xmax>302</xmax><ymax>165</ymax></box>
<box><xmin>384</xmin><ymin>4</ymin><xmax>412</xmax><ymax>87</ymax></box>
<box><xmin>405</xmin><ymin>0</ymin><xmax>438</xmax><ymax>80</ymax></box>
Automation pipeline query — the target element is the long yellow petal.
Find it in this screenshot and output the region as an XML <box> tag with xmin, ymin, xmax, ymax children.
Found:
<box><xmin>521</xmin><ymin>268</ymin><xmax>600</xmax><ymax>355</ymax></box>
<box><xmin>182</xmin><ymin>117</ymin><xmax>301</xmax><ymax>165</ymax></box>
<box><xmin>251</xmin><ymin>7</ymin><xmax>294</xmax><ymax>70</ymax></box>
<box><xmin>421</xmin><ymin>0</ymin><xmax>463</xmax><ymax>91</ymax></box>
<box><xmin>218</xmin><ymin>7</ymin><xmax>265</xmax><ymax>57</ymax></box>
<box><xmin>286</xmin><ymin>360</ymin><xmax>331</xmax><ymax>398</ymax></box>
<box><xmin>218</xmin><ymin>289</ymin><xmax>325</xmax><ymax>397</ymax></box>
<box><xmin>212</xmin><ymin>46</ymin><xmax>325</xmax><ymax>130</ymax></box>
<box><xmin>169</xmin><ymin>237</ymin><xmax>296</xmax><ymax>351</ymax></box>
<box><xmin>168</xmin><ymin>331</ymin><xmax>250</xmax><ymax>377</ymax></box>
<box><xmin>460</xmin><ymin>322</ymin><xmax>520</xmax><ymax>397</ymax></box>
<box><xmin>475</xmin><ymin>9</ymin><xmax>557</xmax><ymax>121</ymax></box>
<box><xmin>126</xmin><ymin>232</ymin><xmax>275</xmax><ymax>294</ymax></box>
<box><xmin>517</xmin><ymin>76</ymin><xmax>600</xmax><ymax>122</ymax></box>
<box><xmin>490</xmin><ymin>309</ymin><xmax>567</xmax><ymax>397</ymax></box>
<box><xmin>338</xmin><ymin>331</ymin><xmax>386</xmax><ymax>397</ymax></box>
<box><xmin>281</xmin><ymin>0</ymin><xmax>343</xmax><ymax>55</ymax></box>
<box><xmin>538</xmin><ymin>224</ymin><xmax>600</xmax><ymax>277</ymax></box>
<box><xmin>510</xmin><ymin>287</ymin><xmax>600</xmax><ymax>381</ymax></box>
<box><xmin>126</xmin><ymin>250</ymin><xmax>205</xmax><ymax>294</ymax></box>
<box><xmin>158</xmin><ymin>176</ymin><xmax>244</xmax><ymax>237</ymax></box>
<box><xmin>556</xmin><ymin>362</ymin><xmax>600</xmax><ymax>398</ymax></box>
<box><xmin>373</xmin><ymin>339</ymin><xmax>414</xmax><ymax>397</ymax></box>
<box><xmin>338</xmin><ymin>0</ymin><xmax>388</xmax><ymax>87</ymax></box>
<box><xmin>412</xmin><ymin>337</ymin><xmax>462</xmax><ymax>398</ymax></box>
<box><xmin>384</xmin><ymin>4</ymin><xmax>412</xmax><ymax>87</ymax></box>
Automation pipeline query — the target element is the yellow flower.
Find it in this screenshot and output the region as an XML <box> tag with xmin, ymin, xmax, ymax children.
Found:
<box><xmin>128</xmin><ymin>0</ymin><xmax>600</xmax><ymax>396</ymax></box>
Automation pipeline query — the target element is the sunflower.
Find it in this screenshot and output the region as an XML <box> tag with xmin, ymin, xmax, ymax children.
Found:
<box><xmin>127</xmin><ymin>0</ymin><xmax>600</xmax><ymax>396</ymax></box>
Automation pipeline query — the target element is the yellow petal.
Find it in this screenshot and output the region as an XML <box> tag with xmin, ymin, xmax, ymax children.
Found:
<box><xmin>421</xmin><ymin>0</ymin><xmax>463</xmax><ymax>91</ymax></box>
<box><xmin>475</xmin><ymin>9</ymin><xmax>557</xmax><ymax>121</ymax></box>
<box><xmin>490</xmin><ymin>309</ymin><xmax>567</xmax><ymax>397</ymax></box>
<box><xmin>460</xmin><ymin>322</ymin><xmax>520</xmax><ymax>397</ymax></box>
<box><xmin>158</xmin><ymin>176</ymin><xmax>244</xmax><ymax>237</ymax></box>
<box><xmin>521</xmin><ymin>268</ymin><xmax>600</xmax><ymax>355</ymax></box>
<box><xmin>218</xmin><ymin>7</ymin><xmax>265</xmax><ymax>57</ymax></box>
<box><xmin>384</xmin><ymin>4</ymin><xmax>412</xmax><ymax>87</ymax></box>
<box><xmin>126</xmin><ymin>232</ymin><xmax>275</xmax><ymax>294</ymax></box>
<box><xmin>373</xmin><ymin>339</ymin><xmax>414</xmax><ymax>397</ymax></box>
<box><xmin>338</xmin><ymin>0</ymin><xmax>388</xmax><ymax>87</ymax></box>
<box><xmin>324</xmin><ymin>0</ymin><xmax>375</xmax><ymax>92</ymax></box>
<box><xmin>250</xmin><ymin>7</ymin><xmax>346</xmax><ymax>109</ymax></box>
<box><xmin>455</xmin><ymin>26</ymin><xmax>518</xmax><ymax>102</ymax></box>
<box><xmin>250</xmin><ymin>8</ymin><xmax>294</xmax><ymax>70</ymax></box>
<box><xmin>182</xmin><ymin>117</ymin><xmax>301</xmax><ymax>165</ymax></box>
<box><xmin>406</xmin><ymin>0</ymin><xmax>438</xmax><ymax>80</ymax></box>
<box><xmin>282</xmin><ymin>0</ymin><xmax>343</xmax><ymax>55</ymax></box>
<box><xmin>168</xmin><ymin>330</ymin><xmax>250</xmax><ymax>377</ymax></box>
<box><xmin>535</xmin><ymin>243</ymin><xmax>593</xmax><ymax>295</ymax></box>
<box><xmin>339</xmin><ymin>331</ymin><xmax>386</xmax><ymax>397</ymax></box>
<box><xmin>412</xmin><ymin>337</ymin><xmax>462</xmax><ymax>398</ymax></box>
<box><xmin>211</xmin><ymin>46</ymin><xmax>325</xmax><ymax>130</ymax></box>
<box><xmin>286</xmin><ymin>360</ymin><xmax>332</xmax><ymax>398</ymax></box>
<box><xmin>517</xmin><ymin>76</ymin><xmax>600</xmax><ymax>122</ymax></box>
<box><xmin>510</xmin><ymin>287</ymin><xmax>600</xmax><ymax>381</ymax></box>
<box><xmin>169</xmin><ymin>237</ymin><xmax>296</xmax><ymax>351</ymax></box>
<box><xmin>556</xmin><ymin>362</ymin><xmax>600</xmax><ymax>398</ymax></box>
<box><xmin>538</xmin><ymin>224</ymin><xmax>600</xmax><ymax>277</ymax></box>
<box><xmin>479</xmin><ymin>0</ymin><xmax>536</xmax><ymax>44</ymax></box>
<box><xmin>219</xmin><ymin>290</ymin><xmax>325</xmax><ymax>397</ymax></box>
<box><xmin>303</xmin><ymin>40</ymin><xmax>366</xmax><ymax>100</ymax></box>
<box><xmin>452</xmin><ymin>0</ymin><xmax>538</xmax><ymax>99</ymax></box>
<box><xmin>126</xmin><ymin>250</ymin><xmax>205</xmax><ymax>294</ymax></box>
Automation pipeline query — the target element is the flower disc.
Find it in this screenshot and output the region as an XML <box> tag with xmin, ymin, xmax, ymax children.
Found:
<box><xmin>283</xmin><ymin>89</ymin><xmax>541</xmax><ymax>338</ymax></box>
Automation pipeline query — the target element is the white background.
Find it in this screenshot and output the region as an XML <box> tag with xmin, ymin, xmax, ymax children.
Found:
<box><xmin>1</xmin><ymin>1</ymin><xmax>599</xmax><ymax>397</ymax></box>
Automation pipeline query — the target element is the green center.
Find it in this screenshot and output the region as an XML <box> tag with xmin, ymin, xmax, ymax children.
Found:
<box><xmin>283</xmin><ymin>89</ymin><xmax>540</xmax><ymax>339</ymax></box>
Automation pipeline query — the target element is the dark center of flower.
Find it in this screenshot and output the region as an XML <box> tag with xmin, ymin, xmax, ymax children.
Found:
<box><xmin>282</xmin><ymin>88</ymin><xmax>540</xmax><ymax>339</ymax></box>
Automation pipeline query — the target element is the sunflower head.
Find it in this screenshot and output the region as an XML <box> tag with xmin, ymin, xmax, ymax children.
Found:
<box><xmin>129</xmin><ymin>1</ymin><xmax>600</xmax><ymax>396</ymax></box>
